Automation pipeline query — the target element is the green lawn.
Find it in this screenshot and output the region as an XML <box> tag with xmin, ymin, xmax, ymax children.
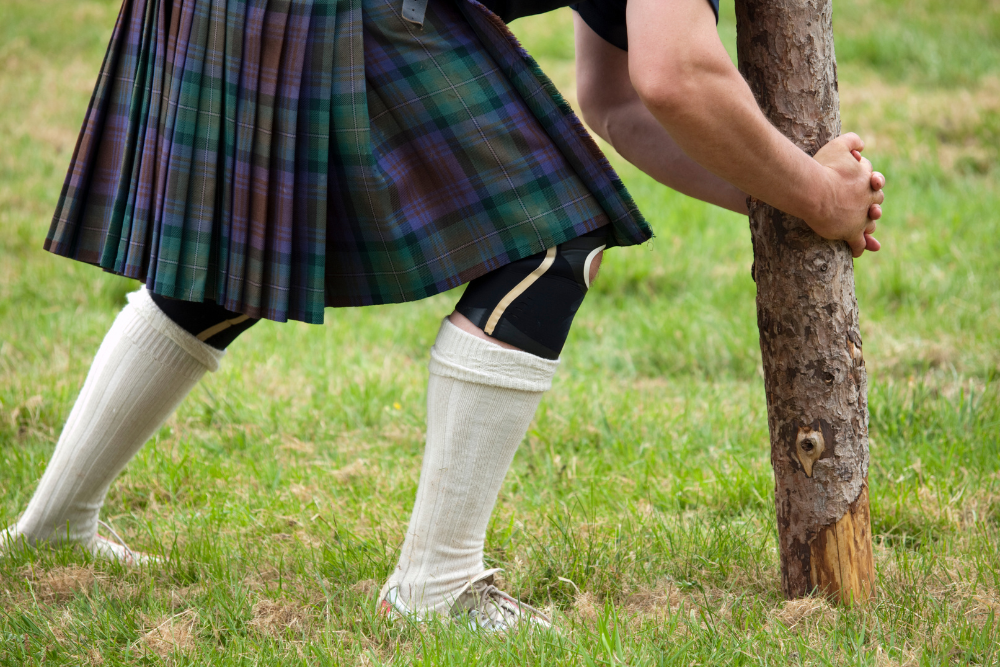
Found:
<box><xmin>2</xmin><ymin>0</ymin><xmax>999</xmax><ymax>664</ymax></box>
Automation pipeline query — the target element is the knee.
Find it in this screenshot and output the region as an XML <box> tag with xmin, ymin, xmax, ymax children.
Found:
<box><xmin>148</xmin><ymin>291</ymin><xmax>258</xmax><ymax>350</ymax></box>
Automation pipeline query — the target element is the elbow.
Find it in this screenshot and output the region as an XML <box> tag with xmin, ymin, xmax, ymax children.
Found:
<box><xmin>630</xmin><ymin>71</ymin><xmax>694</xmax><ymax>123</ymax></box>
<box><xmin>629</xmin><ymin>52</ymin><xmax>709</xmax><ymax>125</ymax></box>
<box><xmin>577</xmin><ymin>99</ymin><xmax>639</xmax><ymax>157</ymax></box>
<box><xmin>577</xmin><ymin>85</ymin><xmax>614</xmax><ymax>145</ymax></box>
<box><xmin>578</xmin><ymin>94</ymin><xmax>636</xmax><ymax>153</ymax></box>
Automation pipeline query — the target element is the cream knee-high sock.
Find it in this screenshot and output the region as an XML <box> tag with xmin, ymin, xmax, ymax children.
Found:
<box><xmin>4</xmin><ymin>288</ymin><xmax>223</xmax><ymax>550</ymax></box>
<box><xmin>387</xmin><ymin>318</ymin><xmax>559</xmax><ymax>614</ymax></box>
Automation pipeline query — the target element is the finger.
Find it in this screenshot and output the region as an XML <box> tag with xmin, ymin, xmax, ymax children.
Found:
<box><xmin>872</xmin><ymin>189</ymin><xmax>885</xmax><ymax>205</ymax></box>
<box><xmin>865</xmin><ymin>219</ymin><xmax>877</xmax><ymax>235</ymax></box>
<box><xmin>851</xmin><ymin>149</ymin><xmax>863</xmax><ymax>162</ymax></box>
<box><xmin>868</xmin><ymin>203</ymin><xmax>882</xmax><ymax>220</ymax></box>
<box><xmin>840</xmin><ymin>132</ymin><xmax>864</xmax><ymax>153</ymax></box>
<box><xmin>865</xmin><ymin>233</ymin><xmax>881</xmax><ymax>252</ymax></box>
<box><xmin>848</xmin><ymin>235</ymin><xmax>866</xmax><ymax>258</ymax></box>
<box><xmin>861</xmin><ymin>156</ymin><xmax>873</xmax><ymax>173</ymax></box>
<box><xmin>871</xmin><ymin>171</ymin><xmax>885</xmax><ymax>190</ymax></box>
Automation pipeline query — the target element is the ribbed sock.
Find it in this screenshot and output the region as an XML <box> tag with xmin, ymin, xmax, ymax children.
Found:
<box><xmin>386</xmin><ymin>318</ymin><xmax>559</xmax><ymax>614</ymax></box>
<box><xmin>3</xmin><ymin>288</ymin><xmax>223</xmax><ymax>551</ymax></box>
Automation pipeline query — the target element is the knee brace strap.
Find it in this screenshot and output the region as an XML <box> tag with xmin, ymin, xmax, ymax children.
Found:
<box><xmin>149</xmin><ymin>293</ymin><xmax>259</xmax><ymax>350</ymax></box>
<box><xmin>454</xmin><ymin>227</ymin><xmax>608</xmax><ymax>359</ymax></box>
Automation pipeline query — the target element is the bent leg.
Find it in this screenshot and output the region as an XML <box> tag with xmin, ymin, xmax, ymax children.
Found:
<box><xmin>453</xmin><ymin>227</ymin><xmax>607</xmax><ymax>359</ymax></box>
<box><xmin>3</xmin><ymin>289</ymin><xmax>256</xmax><ymax>558</ymax></box>
<box><xmin>383</xmin><ymin>227</ymin><xmax>608</xmax><ymax>627</ymax></box>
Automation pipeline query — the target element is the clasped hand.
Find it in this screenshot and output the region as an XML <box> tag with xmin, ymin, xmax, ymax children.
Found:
<box><xmin>807</xmin><ymin>132</ymin><xmax>885</xmax><ymax>258</ymax></box>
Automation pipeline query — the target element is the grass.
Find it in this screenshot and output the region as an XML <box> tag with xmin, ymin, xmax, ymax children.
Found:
<box><xmin>1</xmin><ymin>0</ymin><xmax>999</xmax><ymax>664</ymax></box>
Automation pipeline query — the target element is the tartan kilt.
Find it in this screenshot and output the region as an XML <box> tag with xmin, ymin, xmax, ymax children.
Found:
<box><xmin>45</xmin><ymin>0</ymin><xmax>651</xmax><ymax>324</ymax></box>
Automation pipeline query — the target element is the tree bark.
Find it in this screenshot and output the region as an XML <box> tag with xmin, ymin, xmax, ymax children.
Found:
<box><xmin>734</xmin><ymin>0</ymin><xmax>875</xmax><ymax>603</ymax></box>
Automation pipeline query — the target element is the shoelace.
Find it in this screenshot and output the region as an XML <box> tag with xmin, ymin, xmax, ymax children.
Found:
<box><xmin>469</xmin><ymin>582</ymin><xmax>551</xmax><ymax>625</ymax></box>
<box><xmin>96</xmin><ymin>519</ymin><xmax>138</xmax><ymax>563</ymax></box>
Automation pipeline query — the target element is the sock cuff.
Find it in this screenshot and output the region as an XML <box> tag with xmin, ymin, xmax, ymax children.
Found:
<box><xmin>429</xmin><ymin>318</ymin><xmax>559</xmax><ymax>392</ymax></box>
<box><xmin>125</xmin><ymin>288</ymin><xmax>225</xmax><ymax>373</ymax></box>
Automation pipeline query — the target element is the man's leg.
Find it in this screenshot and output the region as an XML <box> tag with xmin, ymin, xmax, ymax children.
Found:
<box><xmin>382</xmin><ymin>228</ymin><xmax>607</xmax><ymax>629</ymax></box>
<box><xmin>2</xmin><ymin>289</ymin><xmax>256</xmax><ymax>560</ymax></box>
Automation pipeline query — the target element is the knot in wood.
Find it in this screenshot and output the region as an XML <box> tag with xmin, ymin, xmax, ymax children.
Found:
<box><xmin>848</xmin><ymin>338</ymin><xmax>863</xmax><ymax>365</ymax></box>
<box><xmin>795</xmin><ymin>426</ymin><xmax>826</xmax><ymax>478</ymax></box>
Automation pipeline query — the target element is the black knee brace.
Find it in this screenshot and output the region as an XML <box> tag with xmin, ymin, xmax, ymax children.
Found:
<box><xmin>455</xmin><ymin>227</ymin><xmax>608</xmax><ymax>360</ymax></box>
<box><xmin>149</xmin><ymin>293</ymin><xmax>259</xmax><ymax>350</ymax></box>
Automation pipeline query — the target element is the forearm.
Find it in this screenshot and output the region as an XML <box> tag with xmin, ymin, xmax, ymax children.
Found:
<box><xmin>625</xmin><ymin>0</ymin><xmax>832</xmax><ymax>224</ymax></box>
<box><xmin>574</xmin><ymin>12</ymin><xmax>747</xmax><ymax>214</ymax></box>
<box><xmin>594</xmin><ymin>96</ymin><xmax>748</xmax><ymax>214</ymax></box>
<box><xmin>635</xmin><ymin>63</ymin><xmax>827</xmax><ymax>222</ymax></box>
<box><xmin>575</xmin><ymin>0</ymin><xmax>883</xmax><ymax>255</ymax></box>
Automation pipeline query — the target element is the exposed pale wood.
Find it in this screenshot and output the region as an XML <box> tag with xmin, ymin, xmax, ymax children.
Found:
<box><xmin>734</xmin><ymin>0</ymin><xmax>876</xmax><ymax>603</ymax></box>
<box><xmin>809</xmin><ymin>484</ymin><xmax>875</xmax><ymax>604</ymax></box>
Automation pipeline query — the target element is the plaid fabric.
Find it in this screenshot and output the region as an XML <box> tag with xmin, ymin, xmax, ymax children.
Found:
<box><xmin>46</xmin><ymin>0</ymin><xmax>651</xmax><ymax>323</ymax></box>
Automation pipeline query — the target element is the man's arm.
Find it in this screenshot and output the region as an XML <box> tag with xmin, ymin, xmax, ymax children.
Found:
<box><xmin>575</xmin><ymin>0</ymin><xmax>884</xmax><ymax>256</ymax></box>
<box><xmin>575</xmin><ymin>13</ymin><xmax>749</xmax><ymax>215</ymax></box>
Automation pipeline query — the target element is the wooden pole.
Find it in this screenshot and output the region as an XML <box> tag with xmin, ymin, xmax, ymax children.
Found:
<box><xmin>734</xmin><ymin>0</ymin><xmax>876</xmax><ymax>604</ymax></box>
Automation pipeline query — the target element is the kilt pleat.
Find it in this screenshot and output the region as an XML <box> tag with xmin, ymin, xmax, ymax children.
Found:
<box><xmin>120</xmin><ymin>0</ymin><xmax>167</xmax><ymax>278</ymax></box>
<box><xmin>99</xmin><ymin>0</ymin><xmax>156</xmax><ymax>274</ymax></box>
<box><xmin>46</xmin><ymin>0</ymin><xmax>651</xmax><ymax>324</ymax></box>
<box><xmin>220</xmin><ymin>0</ymin><xmax>262</xmax><ymax>313</ymax></box>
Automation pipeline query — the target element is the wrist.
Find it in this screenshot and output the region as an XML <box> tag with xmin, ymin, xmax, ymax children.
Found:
<box><xmin>796</xmin><ymin>162</ymin><xmax>834</xmax><ymax>233</ymax></box>
<box><xmin>752</xmin><ymin>144</ymin><xmax>832</xmax><ymax>228</ymax></box>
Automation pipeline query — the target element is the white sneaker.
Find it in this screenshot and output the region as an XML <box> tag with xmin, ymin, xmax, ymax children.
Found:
<box><xmin>378</xmin><ymin>568</ymin><xmax>551</xmax><ymax>632</ymax></box>
<box><xmin>0</xmin><ymin>521</ymin><xmax>160</xmax><ymax>566</ymax></box>
<box><xmin>90</xmin><ymin>521</ymin><xmax>161</xmax><ymax>566</ymax></box>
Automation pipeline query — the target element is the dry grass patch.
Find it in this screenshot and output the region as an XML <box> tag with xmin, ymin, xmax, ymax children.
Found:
<box><xmin>280</xmin><ymin>435</ymin><xmax>317</xmax><ymax>457</ymax></box>
<box><xmin>878</xmin><ymin>650</ymin><xmax>920</xmax><ymax>667</ymax></box>
<box><xmin>249</xmin><ymin>598</ymin><xmax>313</xmax><ymax>639</ymax></box>
<box><xmin>140</xmin><ymin>609</ymin><xmax>198</xmax><ymax>658</ymax></box>
<box><xmin>571</xmin><ymin>590</ymin><xmax>601</xmax><ymax>622</ymax></box>
<box><xmin>330</xmin><ymin>458</ymin><xmax>369</xmax><ymax>484</ymax></box>
<box><xmin>352</xmin><ymin>578</ymin><xmax>379</xmax><ymax>597</ymax></box>
<box><xmin>966</xmin><ymin>590</ymin><xmax>1000</xmax><ymax>626</ymax></box>
<box><xmin>23</xmin><ymin>564</ymin><xmax>96</xmax><ymax>603</ymax></box>
<box><xmin>623</xmin><ymin>579</ymin><xmax>686</xmax><ymax>618</ymax></box>
<box><xmin>864</xmin><ymin>325</ymin><xmax>997</xmax><ymax>379</ymax></box>
<box><xmin>841</xmin><ymin>75</ymin><xmax>1000</xmax><ymax>173</ymax></box>
<box><xmin>168</xmin><ymin>583</ymin><xmax>203</xmax><ymax>610</ymax></box>
<box><xmin>769</xmin><ymin>597</ymin><xmax>837</xmax><ymax>633</ymax></box>
<box><xmin>605</xmin><ymin>578</ymin><xmax>736</xmax><ymax>627</ymax></box>
<box><xmin>913</xmin><ymin>485</ymin><xmax>1000</xmax><ymax>530</ymax></box>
